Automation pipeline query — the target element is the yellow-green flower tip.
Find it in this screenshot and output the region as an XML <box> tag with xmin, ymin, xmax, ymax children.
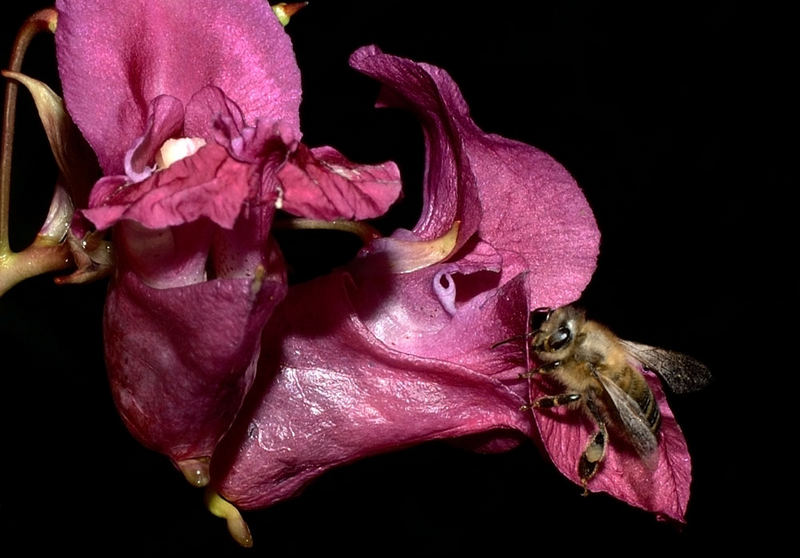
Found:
<box><xmin>205</xmin><ymin>489</ymin><xmax>253</xmax><ymax>548</ymax></box>
<box><xmin>177</xmin><ymin>457</ymin><xmax>210</xmax><ymax>487</ymax></box>
<box><xmin>387</xmin><ymin>220</ymin><xmax>461</xmax><ymax>274</ymax></box>
<box><xmin>272</xmin><ymin>2</ymin><xmax>308</xmax><ymax>26</ymax></box>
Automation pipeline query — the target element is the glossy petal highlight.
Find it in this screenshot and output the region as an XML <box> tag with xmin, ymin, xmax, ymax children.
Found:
<box><xmin>212</xmin><ymin>49</ymin><xmax>603</xmax><ymax>516</ymax></box>
<box><xmin>212</xmin><ymin>272</ymin><xmax>532</xmax><ymax>509</ymax></box>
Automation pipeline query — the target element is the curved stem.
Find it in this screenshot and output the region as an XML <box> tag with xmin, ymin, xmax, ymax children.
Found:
<box><xmin>204</xmin><ymin>489</ymin><xmax>253</xmax><ymax>548</ymax></box>
<box><xmin>0</xmin><ymin>9</ymin><xmax>58</xmax><ymax>255</ymax></box>
<box><xmin>0</xmin><ymin>238</ymin><xmax>71</xmax><ymax>296</ymax></box>
<box><xmin>273</xmin><ymin>217</ymin><xmax>381</xmax><ymax>245</ymax></box>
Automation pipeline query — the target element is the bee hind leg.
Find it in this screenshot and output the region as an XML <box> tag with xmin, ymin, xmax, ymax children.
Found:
<box><xmin>520</xmin><ymin>392</ymin><xmax>581</xmax><ymax>412</ymax></box>
<box><xmin>579</xmin><ymin>400</ymin><xmax>608</xmax><ymax>493</ymax></box>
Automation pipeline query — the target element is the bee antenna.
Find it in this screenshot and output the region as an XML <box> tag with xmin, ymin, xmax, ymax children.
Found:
<box><xmin>491</xmin><ymin>332</ymin><xmax>531</xmax><ymax>349</ymax></box>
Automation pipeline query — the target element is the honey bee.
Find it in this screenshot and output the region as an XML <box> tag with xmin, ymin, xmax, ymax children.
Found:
<box><xmin>520</xmin><ymin>305</ymin><xmax>711</xmax><ymax>488</ymax></box>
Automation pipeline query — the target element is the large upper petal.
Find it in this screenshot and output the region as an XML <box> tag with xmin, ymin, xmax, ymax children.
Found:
<box><xmin>350</xmin><ymin>47</ymin><xmax>600</xmax><ymax>308</ymax></box>
<box><xmin>55</xmin><ymin>0</ymin><xmax>302</xmax><ymax>175</ymax></box>
<box><xmin>349</xmin><ymin>47</ymin><xmax>481</xmax><ymax>252</ymax></box>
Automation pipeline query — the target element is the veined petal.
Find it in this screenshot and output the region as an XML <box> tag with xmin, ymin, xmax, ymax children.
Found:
<box><xmin>55</xmin><ymin>0</ymin><xmax>302</xmax><ymax>175</ymax></box>
<box><xmin>277</xmin><ymin>145</ymin><xmax>402</xmax><ymax>221</ymax></box>
<box><xmin>183</xmin><ymin>86</ymin><xmax>246</xmax><ymax>144</ymax></box>
<box><xmin>350</xmin><ymin>46</ymin><xmax>600</xmax><ymax>308</ymax></box>
<box><xmin>466</xmin><ymin>132</ymin><xmax>600</xmax><ymax>308</ymax></box>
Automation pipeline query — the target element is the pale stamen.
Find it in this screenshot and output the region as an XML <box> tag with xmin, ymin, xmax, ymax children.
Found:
<box><xmin>155</xmin><ymin>137</ymin><xmax>206</xmax><ymax>170</ymax></box>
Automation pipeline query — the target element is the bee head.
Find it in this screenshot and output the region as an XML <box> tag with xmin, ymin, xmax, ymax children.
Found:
<box><xmin>530</xmin><ymin>305</ymin><xmax>584</xmax><ymax>360</ymax></box>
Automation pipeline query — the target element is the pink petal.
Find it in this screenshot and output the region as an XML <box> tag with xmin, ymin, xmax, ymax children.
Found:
<box><xmin>350</xmin><ymin>46</ymin><xmax>600</xmax><ymax>308</ymax></box>
<box><xmin>277</xmin><ymin>144</ymin><xmax>402</xmax><ymax>220</ymax></box>
<box><xmin>465</xmin><ymin>132</ymin><xmax>600</xmax><ymax>308</ymax></box>
<box><xmin>113</xmin><ymin>220</ymin><xmax>212</xmax><ymax>289</ymax></box>
<box><xmin>184</xmin><ymin>86</ymin><xmax>301</xmax><ymax>169</ymax></box>
<box><xmin>83</xmin><ymin>144</ymin><xmax>255</xmax><ymax>231</ymax></box>
<box><xmin>104</xmin><ymin>267</ymin><xmax>287</xmax><ymax>475</ymax></box>
<box><xmin>349</xmin><ymin>259</ymin><xmax>507</xmax><ymax>357</ymax></box>
<box><xmin>211</xmin><ymin>272</ymin><xmax>533</xmax><ymax>509</ymax></box>
<box><xmin>531</xmin><ymin>369</ymin><xmax>692</xmax><ymax>521</ymax></box>
<box><xmin>55</xmin><ymin>0</ymin><xmax>301</xmax><ymax>175</ymax></box>
<box><xmin>183</xmin><ymin>86</ymin><xmax>246</xmax><ymax>144</ymax></box>
<box><xmin>350</xmin><ymin>46</ymin><xmax>481</xmax><ymax>251</ymax></box>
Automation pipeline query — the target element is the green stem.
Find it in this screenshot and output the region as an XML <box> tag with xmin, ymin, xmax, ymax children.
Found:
<box><xmin>204</xmin><ymin>489</ymin><xmax>253</xmax><ymax>548</ymax></box>
<box><xmin>273</xmin><ymin>217</ymin><xmax>381</xmax><ymax>245</ymax></box>
<box><xmin>0</xmin><ymin>238</ymin><xmax>71</xmax><ymax>296</ymax></box>
<box><xmin>0</xmin><ymin>9</ymin><xmax>58</xmax><ymax>256</ymax></box>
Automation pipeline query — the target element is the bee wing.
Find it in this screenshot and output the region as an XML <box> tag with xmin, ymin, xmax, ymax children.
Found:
<box><xmin>619</xmin><ymin>340</ymin><xmax>711</xmax><ymax>394</ymax></box>
<box><xmin>595</xmin><ymin>373</ymin><xmax>659</xmax><ymax>459</ymax></box>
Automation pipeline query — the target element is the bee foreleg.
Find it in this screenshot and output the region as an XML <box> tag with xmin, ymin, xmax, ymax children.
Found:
<box><xmin>518</xmin><ymin>360</ymin><xmax>561</xmax><ymax>380</ymax></box>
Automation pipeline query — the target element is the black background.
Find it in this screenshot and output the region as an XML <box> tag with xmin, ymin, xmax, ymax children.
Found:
<box><xmin>0</xmin><ymin>1</ymin><xmax>779</xmax><ymax>553</ymax></box>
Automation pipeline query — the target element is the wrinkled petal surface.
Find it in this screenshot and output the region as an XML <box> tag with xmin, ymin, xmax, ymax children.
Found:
<box><xmin>84</xmin><ymin>143</ymin><xmax>254</xmax><ymax>232</ymax></box>
<box><xmin>54</xmin><ymin>0</ymin><xmax>304</xmax><ymax>472</ymax></box>
<box><xmin>55</xmin><ymin>0</ymin><xmax>302</xmax><ymax>175</ymax></box>
<box><xmin>211</xmin><ymin>47</ymin><xmax>690</xmax><ymax>523</ymax></box>
<box><xmin>352</xmin><ymin>48</ymin><xmax>685</xmax><ymax>518</ymax></box>
<box><xmin>277</xmin><ymin>145</ymin><xmax>402</xmax><ymax>220</ymax></box>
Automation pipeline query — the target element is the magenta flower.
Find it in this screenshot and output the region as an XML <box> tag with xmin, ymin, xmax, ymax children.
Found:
<box><xmin>207</xmin><ymin>48</ymin><xmax>692</xmax><ymax>524</ymax></box>
<box><xmin>54</xmin><ymin>0</ymin><xmax>400</xmax><ymax>484</ymax></box>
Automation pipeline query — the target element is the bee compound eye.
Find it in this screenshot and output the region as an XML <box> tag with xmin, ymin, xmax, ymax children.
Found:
<box><xmin>530</xmin><ymin>307</ymin><xmax>553</xmax><ymax>331</ymax></box>
<box><xmin>548</xmin><ymin>326</ymin><xmax>572</xmax><ymax>351</ymax></box>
